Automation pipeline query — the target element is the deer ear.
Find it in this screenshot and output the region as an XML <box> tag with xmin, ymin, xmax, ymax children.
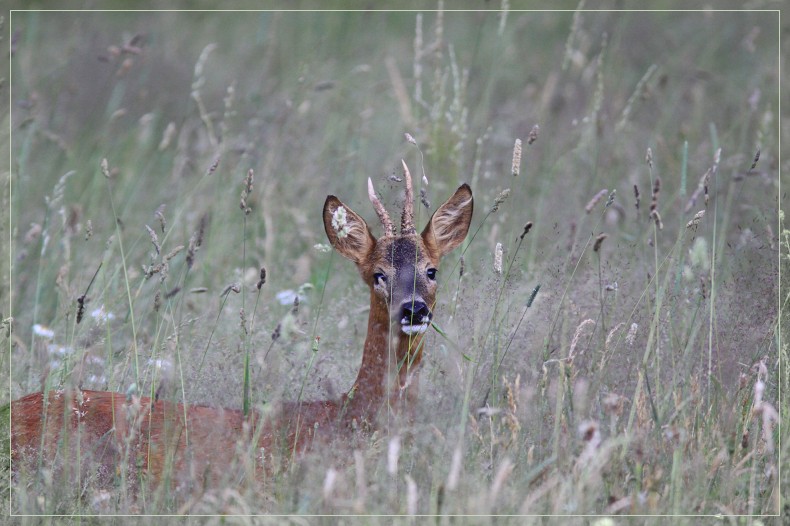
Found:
<box><xmin>324</xmin><ymin>196</ymin><xmax>377</xmax><ymax>264</ymax></box>
<box><xmin>421</xmin><ymin>184</ymin><xmax>474</xmax><ymax>258</ymax></box>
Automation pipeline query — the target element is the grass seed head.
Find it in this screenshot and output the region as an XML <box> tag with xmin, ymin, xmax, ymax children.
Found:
<box><xmin>650</xmin><ymin>176</ymin><xmax>661</xmax><ymax>218</ymax></box>
<box><xmin>164</xmin><ymin>286</ymin><xmax>180</xmax><ymax>299</ymax></box>
<box><xmin>650</xmin><ymin>209</ymin><xmax>663</xmax><ymax>230</ymax></box>
<box><xmin>239</xmin><ymin>308</ymin><xmax>247</xmax><ymax>335</ymax></box>
<box><xmin>240</xmin><ymin>168</ymin><xmax>254</xmax><ymax>214</ymax></box>
<box><xmin>520</xmin><ymin>221</ymin><xmax>533</xmax><ymax>240</ymax></box>
<box><xmin>256</xmin><ymin>267</ymin><xmax>266</xmax><ymax>290</ymax></box>
<box><xmin>686</xmin><ymin>210</ymin><xmax>705</xmax><ymax>228</ymax></box>
<box><xmin>154</xmin><ymin>290</ymin><xmax>161</xmax><ymax>312</ymax></box>
<box><xmin>527</xmin><ymin>124</ymin><xmax>539</xmax><ymax>144</ymax></box>
<box><xmin>749</xmin><ymin>147</ymin><xmax>760</xmax><ymax>170</ymax></box>
<box><xmin>158</xmin><ymin>122</ymin><xmax>176</xmax><ymax>151</ymax></box>
<box><xmin>593</xmin><ymin>233</ymin><xmax>607</xmax><ymax>252</ymax></box>
<box><xmin>186</xmin><ymin>215</ymin><xmax>207</xmax><ymax>269</ymax></box>
<box><xmin>511</xmin><ymin>138</ymin><xmax>522</xmax><ymax>176</ymax></box>
<box><xmin>155</xmin><ymin>204</ymin><xmax>167</xmax><ymax>234</ymax></box>
<box><xmin>491</xmin><ymin>188</ymin><xmax>511</xmax><ymax>213</ymax></box>
<box><xmin>625</xmin><ymin>323</ymin><xmax>638</xmax><ymax>346</ymax></box>
<box><xmin>207</xmin><ymin>156</ymin><xmax>220</xmax><ymax>175</ymax></box>
<box><xmin>605</xmin><ymin>189</ymin><xmax>616</xmax><ymax>208</ymax></box>
<box><xmin>419</xmin><ymin>188</ymin><xmax>431</xmax><ymax>209</ymax></box>
<box><xmin>568</xmin><ymin>319</ymin><xmax>595</xmax><ymax>359</ymax></box>
<box><xmin>163</xmin><ymin>245</ymin><xmax>183</xmax><ymax>261</ymax></box>
<box><xmin>585</xmin><ymin>189</ymin><xmax>608</xmax><ymax>214</ymax></box>
<box><xmin>494</xmin><ymin>242</ymin><xmax>503</xmax><ymax>274</ymax></box>
<box><xmin>604</xmin><ymin>322</ymin><xmax>624</xmax><ymax>353</ymax></box>
<box><xmin>76</xmin><ymin>295</ymin><xmax>86</xmax><ymax>324</ymax></box>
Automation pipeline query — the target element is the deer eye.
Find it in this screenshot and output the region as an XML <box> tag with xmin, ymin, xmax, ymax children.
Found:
<box><xmin>426</xmin><ymin>268</ymin><xmax>437</xmax><ymax>280</ymax></box>
<box><xmin>373</xmin><ymin>272</ymin><xmax>387</xmax><ymax>285</ymax></box>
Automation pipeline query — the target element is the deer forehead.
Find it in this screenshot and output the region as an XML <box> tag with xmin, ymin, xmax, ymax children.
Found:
<box><xmin>368</xmin><ymin>237</ymin><xmax>436</xmax><ymax>272</ymax></box>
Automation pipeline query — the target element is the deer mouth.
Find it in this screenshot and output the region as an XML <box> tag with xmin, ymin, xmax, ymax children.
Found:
<box><xmin>400</xmin><ymin>317</ymin><xmax>431</xmax><ymax>335</ymax></box>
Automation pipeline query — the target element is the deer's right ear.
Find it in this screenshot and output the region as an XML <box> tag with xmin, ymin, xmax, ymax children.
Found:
<box><xmin>421</xmin><ymin>184</ymin><xmax>474</xmax><ymax>258</ymax></box>
<box><xmin>324</xmin><ymin>196</ymin><xmax>377</xmax><ymax>264</ymax></box>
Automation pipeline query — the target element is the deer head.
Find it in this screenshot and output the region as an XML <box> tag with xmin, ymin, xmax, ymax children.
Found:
<box><xmin>323</xmin><ymin>161</ymin><xmax>473</xmax><ymax>338</ymax></box>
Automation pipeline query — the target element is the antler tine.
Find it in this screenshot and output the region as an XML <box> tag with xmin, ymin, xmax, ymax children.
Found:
<box><xmin>400</xmin><ymin>159</ymin><xmax>416</xmax><ymax>235</ymax></box>
<box><xmin>368</xmin><ymin>177</ymin><xmax>394</xmax><ymax>237</ymax></box>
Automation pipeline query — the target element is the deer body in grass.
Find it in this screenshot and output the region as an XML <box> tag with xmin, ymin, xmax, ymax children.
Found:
<box><xmin>10</xmin><ymin>161</ymin><xmax>473</xmax><ymax>492</ymax></box>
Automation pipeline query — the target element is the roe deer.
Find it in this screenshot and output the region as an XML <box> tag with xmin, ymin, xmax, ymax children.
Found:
<box><xmin>10</xmin><ymin>161</ymin><xmax>473</xmax><ymax>496</ymax></box>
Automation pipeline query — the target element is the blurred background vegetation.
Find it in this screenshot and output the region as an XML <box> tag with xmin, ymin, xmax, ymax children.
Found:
<box><xmin>2</xmin><ymin>3</ymin><xmax>784</xmax><ymax>517</ymax></box>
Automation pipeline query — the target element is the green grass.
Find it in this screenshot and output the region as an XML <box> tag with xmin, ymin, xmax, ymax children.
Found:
<box><xmin>3</xmin><ymin>5</ymin><xmax>784</xmax><ymax>520</ymax></box>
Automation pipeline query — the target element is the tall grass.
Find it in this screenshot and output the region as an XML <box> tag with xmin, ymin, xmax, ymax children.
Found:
<box><xmin>3</xmin><ymin>6</ymin><xmax>782</xmax><ymax>519</ymax></box>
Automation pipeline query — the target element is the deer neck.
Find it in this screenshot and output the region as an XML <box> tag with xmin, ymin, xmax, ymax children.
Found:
<box><xmin>344</xmin><ymin>291</ymin><xmax>426</xmax><ymax>423</ymax></box>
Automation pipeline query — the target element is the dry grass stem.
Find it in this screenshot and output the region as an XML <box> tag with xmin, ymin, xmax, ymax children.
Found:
<box><xmin>562</xmin><ymin>0</ymin><xmax>586</xmax><ymax>70</ymax></box>
<box><xmin>489</xmin><ymin>457</ymin><xmax>514</xmax><ymax>508</ymax></box>
<box><xmin>447</xmin><ymin>445</ymin><xmax>462</xmax><ymax>490</ymax></box>
<box><xmin>568</xmin><ymin>319</ymin><xmax>595</xmax><ymax>360</ymax></box>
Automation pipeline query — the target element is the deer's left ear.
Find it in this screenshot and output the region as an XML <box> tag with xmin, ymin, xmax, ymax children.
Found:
<box><xmin>421</xmin><ymin>184</ymin><xmax>473</xmax><ymax>258</ymax></box>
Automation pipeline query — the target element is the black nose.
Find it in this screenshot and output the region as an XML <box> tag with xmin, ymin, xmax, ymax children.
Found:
<box><xmin>401</xmin><ymin>301</ymin><xmax>432</xmax><ymax>324</ymax></box>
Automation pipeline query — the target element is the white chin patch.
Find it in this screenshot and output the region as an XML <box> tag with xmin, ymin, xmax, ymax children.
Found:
<box><xmin>401</xmin><ymin>324</ymin><xmax>429</xmax><ymax>336</ymax></box>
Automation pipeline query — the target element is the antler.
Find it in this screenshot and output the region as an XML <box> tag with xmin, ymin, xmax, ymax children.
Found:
<box><xmin>368</xmin><ymin>177</ymin><xmax>394</xmax><ymax>237</ymax></box>
<box><xmin>400</xmin><ymin>160</ymin><xmax>416</xmax><ymax>235</ymax></box>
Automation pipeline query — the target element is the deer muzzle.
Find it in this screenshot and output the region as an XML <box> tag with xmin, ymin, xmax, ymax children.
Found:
<box><xmin>399</xmin><ymin>300</ymin><xmax>432</xmax><ymax>335</ymax></box>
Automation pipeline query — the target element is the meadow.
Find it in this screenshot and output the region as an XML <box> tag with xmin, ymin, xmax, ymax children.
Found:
<box><xmin>1</xmin><ymin>5</ymin><xmax>784</xmax><ymax>522</ymax></box>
